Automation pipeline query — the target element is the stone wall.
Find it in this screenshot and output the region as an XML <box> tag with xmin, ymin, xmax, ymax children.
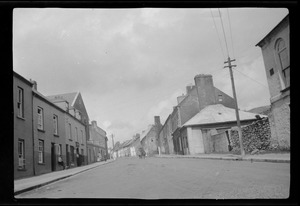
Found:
<box><xmin>229</xmin><ymin>118</ymin><xmax>273</xmax><ymax>154</ymax></box>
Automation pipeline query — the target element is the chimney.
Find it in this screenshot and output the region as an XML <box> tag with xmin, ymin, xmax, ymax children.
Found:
<box><xmin>154</xmin><ymin>116</ymin><xmax>161</xmax><ymax>125</ymax></box>
<box><xmin>186</xmin><ymin>85</ymin><xmax>195</xmax><ymax>95</ymax></box>
<box><xmin>194</xmin><ymin>74</ymin><xmax>216</xmax><ymax>111</ymax></box>
<box><xmin>177</xmin><ymin>94</ymin><xmax>186</xmax><ymax>104</ymax></box>
<box><xmin>91</xmin><ymin>120</ymin><xmax>97</xmax><ymax>127</ymax></box>
<box><xmin>30</xmin><ymin>79</ymin><xmax>37</xmax><ymax>90</ymax></box>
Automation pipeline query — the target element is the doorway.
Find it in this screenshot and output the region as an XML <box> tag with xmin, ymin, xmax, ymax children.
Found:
<box><xmin>51</xmin><ymin>143</ymin><xmax>56</xmax><ymax>171</ymax></box>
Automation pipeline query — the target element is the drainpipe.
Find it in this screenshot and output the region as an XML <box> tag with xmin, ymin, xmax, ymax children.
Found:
<box><xmin>32</xmin><ymin>92</ymin><xmax>36</xmax><ymax>176</ymax></box>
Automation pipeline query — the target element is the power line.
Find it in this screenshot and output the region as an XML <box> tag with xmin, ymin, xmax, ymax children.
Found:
<box><xmin>210</xmin><ymin>9</ymin><xmax>225</xmax><ymax>60</ymax></box>
<box><xmin>232</xmin><ymin>68</ymin><xmax>269</xmax><ymax>89</ymax></box>
<box><xmin>218</xmin><ymin>8</ymin><xmax>230</xmax><ymax>58</ymax></box>
<box><xmin>226</xmin><ymin>8</ymin><xmax>235</xmax><ymax>58</ymax></box>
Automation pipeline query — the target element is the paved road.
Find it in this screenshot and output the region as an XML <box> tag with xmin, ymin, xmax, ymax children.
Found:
<box><xmin>16</xmin><ymin>157</ymin><xmax>290</xmax><ymax>199</ymax></box>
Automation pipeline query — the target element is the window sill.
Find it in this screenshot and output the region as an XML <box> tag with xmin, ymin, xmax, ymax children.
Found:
<box><xmin>17</xmin><ymin>168</ymin><xmax>26</xmax><ymax>171</ymax></box>
<box><xmin>38</xmin><ymin>163</ymin><xmax>45</xmax><ymax>165</ymax></box>
<box><xmin>16</xmin><ymin>116</ymin><xmax>25</xmax><ymax>121</ymax></box>
<box><xmin>54</xmin><ymin>134</ymin><xmax>59</xmax><ymax>137</ymax></box>
<box><xmin>37</xmin><ymin>129</ymin><xmax>45</xmax><ymax>133</ymax></box>
<box><xmin>81</xmin><ymin>144</ymin><xmax>84</xmax><ymax>146</ymax></box>
<box><xmin>281</xmin><ymin>86</ymin><xmax>290</xmax><ymax>93</ymax></box>
<box><xmin>69</xmin><ymin>139</ymin><xmax>73</xmax><ymax>141</ymax></box>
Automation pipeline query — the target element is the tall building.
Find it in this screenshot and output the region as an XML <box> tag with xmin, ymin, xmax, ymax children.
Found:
<box><xmin>256</xmin><ymin>14</ymin><xmax>290</xmax><ymax>150</ymax></box>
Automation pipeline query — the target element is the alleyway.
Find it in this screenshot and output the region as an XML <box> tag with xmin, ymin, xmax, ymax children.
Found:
<box><xmin>15</xmin><ymin>157</ymin><xmax>290</xmax><ymax>199</ymax></box>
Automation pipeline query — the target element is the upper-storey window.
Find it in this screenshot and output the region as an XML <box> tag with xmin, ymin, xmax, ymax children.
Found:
<box><xmin>37</xmin><ymin>107</ymin><xmax>44</xmax><ymax>130</ymax></box>
<box><xmin>276</xmin><ymin>38</ymin><xmax>290</xmax><ymax>88</ymax></box>
<box><xmin>53</xmin><ymin>114</ymin><xmax>58</xmax><ymax>135</ymax></box>
<box><xmin>17</xmin><ymin>87</ymin><xmax>24</xmax><ymax>118</ymax></box>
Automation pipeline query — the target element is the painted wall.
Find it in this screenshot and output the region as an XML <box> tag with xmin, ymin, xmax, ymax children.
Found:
<box><xmin>186</xmin><ymin>127</ymin><xmax>204</xmax><ymax>154</ymax></box>
<box><xmin>64</xmin><ymin>113</ymin><xmax>87</xmax><ymax>168</ymax></box>
<box><xmin>257</xmin><ymin>15</ymin><xmax>290</xmax><ymax>149</ymax></box>
<box><xmin>32</xmin><ymin>92</ymin><xmax>66</xmax><ymax>176</ymax></box>
<box><xmin>13</xmin><ymin>74</ymin><xmax>34</xmax><ymax>179</ymax></box>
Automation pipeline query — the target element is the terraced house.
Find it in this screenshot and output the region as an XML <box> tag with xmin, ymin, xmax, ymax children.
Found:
<box><xmin>13</xmin><ymin>71</ymin><xmax>92</xmax><ymax>179</ymax></box>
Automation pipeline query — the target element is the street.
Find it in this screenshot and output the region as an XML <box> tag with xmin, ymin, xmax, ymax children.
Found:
<box><xmin>15</xmin><ymin>157</ymin><xmax>290</xmax><ymax>199</ymax></box>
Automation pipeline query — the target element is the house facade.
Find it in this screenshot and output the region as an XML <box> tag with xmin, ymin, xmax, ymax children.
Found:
<box><xmin>13</xmin><ymin>72</ymin><xmax>34</xmax><ymax>179</ymax></box>
<box><xmin>47</xmin><ymin>92</ymin><xmax>90</xmax><ymax>163</ymax></box>
<box><xmin>181</xmin><ymin>104</ymin><xmax>263</xmax><ymax>154</ymax></box>
<box><xmin>32</xmin><ymin>87</ymin><xmax>67</xmax><ymax>175</ymax></box>
<box><xmin>256</xmin><ymin>14</ymin><xmax>290</xmax><ymax>150</ymax></box>
<box><xmin>87</xmin><ymin>121</ymin><xmax>108</xmax><ymax>163</ymax></box>
<box><xmin>159</xmin><ymin>74</ymin><xmax>236</xmax><ymax>155</ymax></box>
<box><xmin>140</xmin><ymin>116</ymin><xmax>162</xmax><ymax>156</ymax></box>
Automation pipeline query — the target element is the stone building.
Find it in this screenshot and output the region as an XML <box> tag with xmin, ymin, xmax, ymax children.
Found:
<box><xmin>256</xmin><ymin>14</ymin><xmax>290</xmax><ymax>149</ymax></box>
<box><xmin>13</xmin><ymin>72</ymin><xmax>34</xmax><ymax>179</ymax></box>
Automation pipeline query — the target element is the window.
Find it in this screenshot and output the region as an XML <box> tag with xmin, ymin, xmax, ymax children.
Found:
<box><xmin>38</xmin><ymin>140</ymin><xmax>44</xmax><ymax>163</ymax></box>
<box><xmin>53</xmin><ymin>115</ymin><xmax>58</xmax><ymax>135</ymax></box>
<box><xmin>57</xmin><ymin>144</ymin><xmax>62</xmax><ymax>156</ymax></box>
<box><xmin>218</xmin><ymin>94</ymin><xmax>223</xmax><ymax>102</ymax></box>
<box><xmin>18</xmin><ymin>139</ymin><xmax>25</xmax><ymax>169</ymax></box>
<box><xmin>37</xmin><ymin>107</ymin><xmax>44</xmax><ymax>130</ymax></box>
<box><xmin>269</xmin><ymin>68</ymin><xmax>274</xmax><ymax>76</ymax></box>
<box><xmin>81</xmin><ymin>130</ymin><xmax>83</xmax><ymax>144</ymax></box>
<box><xmin>276</xmin><ymin>38</ymin><xmax>290</xmax><ymax>88</ymax></box>
<box><xmin>68</xmin><ymin>123</ymin><xmax>72</xmax><ymax>140</ymax></box>
<box><xmin>75</xmin><ymin>127</ymin><xmax>78</xmax><ymax>142</ymax></box>
<box><xmin>17</xmin><ymin>87</ymin><xmax>24</xmax><ymax>118</ymax></box>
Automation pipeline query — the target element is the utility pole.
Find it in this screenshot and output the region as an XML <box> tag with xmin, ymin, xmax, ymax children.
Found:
<box><xmin>111</xmin><ymin>134</ymin><xmax>115</xmax><ymax>149</ymax></box>
<box><xmin>224</xmin><ymin>57</ymin><xmax>245</xmax><ymax>156</ymax></box>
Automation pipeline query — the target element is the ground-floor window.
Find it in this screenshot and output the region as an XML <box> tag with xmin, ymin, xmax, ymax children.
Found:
<box><xmin>18</xmin><ymin>139</ymin><xmax>25</xmax><ymax>169</ymax></box>
<box><xmin>38</xmin><ymin>140</ymin><xmax>44</xmax><ymax>163</ymax></box>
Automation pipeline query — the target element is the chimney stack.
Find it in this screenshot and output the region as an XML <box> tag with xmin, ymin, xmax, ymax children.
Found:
<box><xmin>30</xmin><ymin>79</ymin><xmax>37</xmax><ymax>90</ymax></box>
<box><xmin>177</xmin><ymin>94</ymin><xmax>186</xmax><ymax>104</ymax></box>
<box><xmin>194</xmin><ymin>74</ymin><xmax>216</xmax><ymax>111</ymax></box>
<box><xmin>91</xmin><ymin>120</ymin><xmax>97</xmax><ymax>127</ymax></box>
<box><xmin>154</xmin><ymin>116</ymin><xmax>161</xmax><ymax>125</ymax></box>
<box><xmin>186</xmin><ymin>85</ymin><xmax>195</xmax><ymax>95</ymax></box>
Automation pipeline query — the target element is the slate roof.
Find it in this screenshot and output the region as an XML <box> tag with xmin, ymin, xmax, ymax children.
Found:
<box><xmin>183</xmin><ymin>104</ymin><xmax>267</xmax><ymax>127</ymax></box>
<box><xmin>46</xmin><ymin>92</ymin><xmax>79</xmax><ymax>106</ymax></box>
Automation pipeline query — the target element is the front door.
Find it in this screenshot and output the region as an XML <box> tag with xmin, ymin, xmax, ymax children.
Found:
<box><xmin>51</xmin><ymin>143</ymin><xmax>56</xmax><ymax>171</ymax></box>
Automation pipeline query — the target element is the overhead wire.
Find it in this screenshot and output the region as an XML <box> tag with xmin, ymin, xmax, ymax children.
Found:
<box><xmin>218</xmin><ymin>8</ymin><xmax>230</xmax><ymax>58</ymax></box>
<box><xmin>210</xmin><ymin>9</ymin><xmax>226</xmax><ymax>60</ymax></box>
<box><xmin>232</xmin><ymin>68</ymin><xmax>269</xmax><ymax>90</ymax></box>
<box><xmin>226</xmin><ymin>8</ymin><xmax>235</xmax><ymax>59</ymax></box>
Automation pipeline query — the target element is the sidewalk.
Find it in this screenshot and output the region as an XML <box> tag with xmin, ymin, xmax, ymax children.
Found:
<box><xmin>14</xmin><ymin>159</ymin><xmax>115</xmax><ymax>196</ymax></box>
<box><xmin>155</xmin><ymin>152</ymin><xmax>290</xmax><ymax>163</ymax></box>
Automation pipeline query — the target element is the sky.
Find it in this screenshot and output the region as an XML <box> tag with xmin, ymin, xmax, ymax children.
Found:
<box><xmin>13</xmin><ymin>7</ymin><xmax>289</xmax><ymax>148</ymax></box>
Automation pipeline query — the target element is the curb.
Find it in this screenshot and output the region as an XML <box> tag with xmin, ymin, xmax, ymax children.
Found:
<box><xmin>155</xmin><ymin>155</ymin><xmax>290</xmax><ymax>163</ymax></box>
<box><xmin>14</xmin><ymin>160</ymin><xmax>115</xmax><ymax>196</ymax></box>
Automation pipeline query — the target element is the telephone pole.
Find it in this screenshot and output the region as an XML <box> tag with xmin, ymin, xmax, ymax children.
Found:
<box><xmin>224</xmin><ymin>57</ymin><xmax>245</xmax><ymax>156</ymax></box>
<box><xmin>111</xmin><ymin>134</ymin><xmax>115</xmax><ymax>149</ymax></box>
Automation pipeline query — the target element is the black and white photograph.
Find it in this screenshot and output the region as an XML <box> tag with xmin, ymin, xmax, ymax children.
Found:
<box><xmin>10</xmin><ymin>3</ymin><xmax>292</xmax><ymax>202</ymax></box>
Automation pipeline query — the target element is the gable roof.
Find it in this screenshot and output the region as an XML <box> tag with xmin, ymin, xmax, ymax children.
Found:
<box><xmin>46</xmin><ymin>92</ymin><xmax>78</xmax><ymax>106</ymax></box>
<box><xmin>183</xmin><ymin>104</ymin><xmax>266</xmax><ymax>127</ymax></box>
<box><xmin>46</xmin><ymin>91</ymin><xmax>89</xmax><ymax>120</ymax></box>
